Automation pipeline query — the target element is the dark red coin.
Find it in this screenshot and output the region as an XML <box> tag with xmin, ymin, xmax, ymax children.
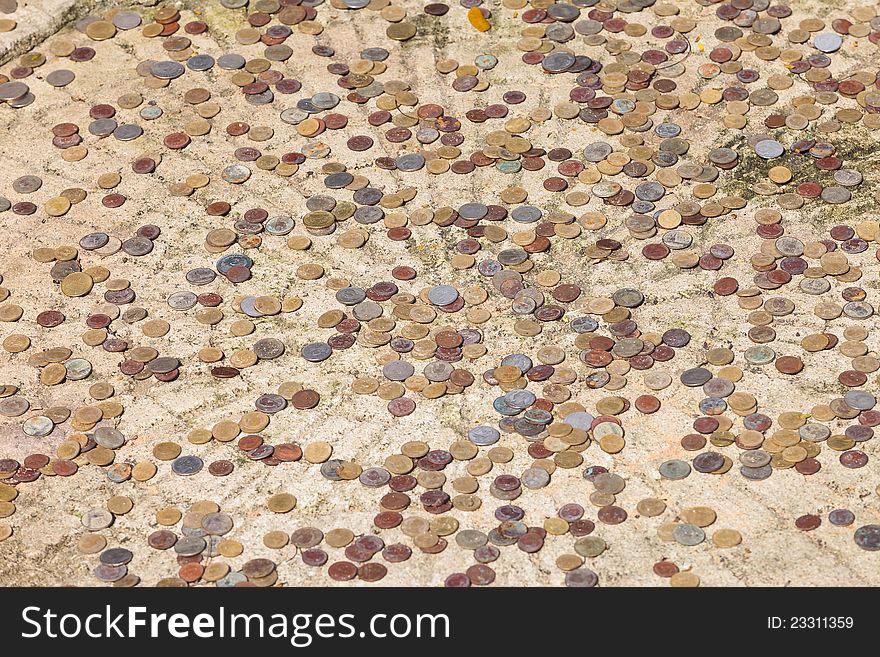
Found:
<box><xmin>653</xmin><ymin>561</ymin><xmax>679</xmax><ymax>577</ymax></box>
<box><xmin>36</xmin><ymin>310</ymin><xmax>65</xmax><ymax>327</ymax></box>
<box><xmin>327</xmin><ymin>561</ymin><xmax>358</xmax><ymax>581</ymax></box>
<box><xmin>795</xmin><ymin>514</ymin><xmax>821</xmax><ymax>531</ymax></box>
<box><xmin>208</xmin><ymin>460</ymin><xmax>234</xmax><ymax>476</ymax></box>
<box><xmin>102</xmin><ymin>193</ymin><xmax>126</xmax><ymax>208</ymax></box>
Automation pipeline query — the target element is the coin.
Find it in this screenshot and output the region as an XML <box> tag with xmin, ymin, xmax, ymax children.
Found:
<box><xmin>267</xmin><ymin>493</ymin><xmax>297</xmax><ymax>513</ymax></box>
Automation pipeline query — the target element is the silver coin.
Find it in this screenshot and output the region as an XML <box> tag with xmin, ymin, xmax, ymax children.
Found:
<box><xmin>151</xmin><ymin>60</ymin><xmax>185</xmax><ymax>79</ymax></box>
<box><xmin>255</xmin><ymin>393</ymin><xmax>286</xmax><ymax>413</ymax></box>
<box><xmin>814</xmin><ymin>32</ymin><xmax>842</xmax><ymax>53</ymax></box>
<box><xmin>829</xmin><ymin>509</ymin><xmax>855</xmax><ymax>527</ymax></box>
<box><xmin>383</xmin><ymin>361</ymin><xmax>415</xmax><ymax>381</ymax></box>
<box><xmin>739</xmin><ymin>450</ymin><xmax>771</xmax><ymax>468</ymax></box>
<box><xmin>564</xmin><ymin>568</ymin><xmax>598</xmax><ymax>587</ymax></box>
<box><xmin>455</xmin><ymin>529</ymin><xmax>488</xmax><ymax>549</ymax></box>
<box><xmin>187</xmin><ymin>54</ymin><xmax>215</xmax><ymax>71</ymax></box>
<box><xmin>563</xmin><ymin>411</ymin><xmax>594</xmax><ymax>430</ymax></box>
<box><xmin>113</xmin><ymin>124</ymin><xmax>143</xmax><ymax>141</ymax></box>
<box><xmin>659</xmin><ymin>459</ymin><xmax>691</xmax><ymax>480</ymax></box>
<box><xmin>100</xmin><ymin>547</ymin><xmax>133</xmax><ymax>566</ymax></box>
<box><xmin>834</xmin><ymin>169</ymin><xmax>862</xmax><ymax>186</ymax></box>
<box><xmin>174</xmin><ymin>535</ymin><xmax>207</xmax><ymax>556</ymax></box>
<box><xmin>217</xmin><ymin>571</ymin><xmax>248</xmax><ymax>587</ymax></box>
<box><xmin>22</xmin><ymin>416</ymin><xmax>53</xmax><ymax>437</ymax></box>
<box><xmin>0</xmin><ymin>81</ymin><xmax>28</xmax><ymax>100</ymax></box>
<box><xmin>396</xmin><ymin>153</ymin><xmax>425</xmax><ymax>171</ymax></box>
<box><xmin>218</xmin><ymin>53</ymin><xmax>246</xmax><ymax>69</ymax></box>
<box><xmin>65</xmin><ymin>358</ymin><xmax>92</xmax><ymax>380</ymax></box>
<box><xmin>89</xmin><ymin>118</ymin><xmax>117</xmax><ymax>136</ymax></box>
<box><xmin>775</xmin><ymin>236</ymin><xmax>804</xmax><ymax>256</ymax></box>
<box><xmin>147</xmin><ymin>357</ymin><xmax>179</xmax><ymax>374</ymax></box>
<box><xmin>82</xmin><ymin>508</ymin><xmax>114</xmax><ymax>530</ymax></box>
<box><xmin>201</xmin><ymin>512</ymin><xmax>234</xmax><ymax>535</ymax></box>
<box><xmin>171</xmin><ymin>455</ymin><xmax>203</xmax><ymax>476</ymax></box>
<box><xmin>521</xmin><ymin>467</ymin><xmax>551</xmax><ymax>489</ymax></box>
<box><xmin>844</xmin><ymin>301</ymin><xmax>873</xmax><ymax>319</ymax></box>
<box><xmin>246</xmin><ymin>90</ymin><xmax>274</xmax><ymax>105</ymax></box>
<box><xmin>821</xmin><ymin>186</ymin><xmax>851</xmax><ymax>204</ymax></box>
<box><xmin>112</xmin><ymin>10</ymin><xmax>142</xmax><ymax>29</ymax></box>
<box><xmin>672</xmin><ymin>523</ymin><xmax>705</xmax><ymax>546</ymax></box>
<box><xmin>311</xmin><ymin>92</ymin><xmax>340</xmax><ymax>109</ymax></box>
<box><xmin>80</xmin><ymin>232</ymin><xmax>110</xmax><ymax>250</ymax></box>
<box><xmin>185</xmin><ymin>268</ymin><xmax>216</xmax><ymax>285</ymax></box>
<box><xmin>280</xmin><ymin>106</ymin><xmax>308</xmax><ymax>125</ymax></box>
<box><xmin>468</xmin><ymin>425</ymin><xmax>500</xmax><ymax>446</ymax></box>
<box><xmin>800</xmin><ymin>278</ymin><xmax>830</xmax><ymax>295</ymax></box>
<box><xmin>254</xmin><ymin>338</ymin><xmax>285</xmax><ymax>360</ymax></box>
<box><xmin>755</xmin><ymin>139</ymin><xmax>784</xmax><ymax>159</ymax></box>
<box><xmin>542</xmin><ymin>51</ymin><xmax>576</xmax><ymax>73</ymax></box>
<box><xmin>744</xmin><ymin>345</ymin><xmax>775</xmax><ymax>364</ymax></box>
<box><xmin>799</xmin><ymin>423</ymin><xmax>830</xmax><ymax>442</ymax></box>
<box><xmin>222</xmin><ymin>164</ymin><xmax>251</xmax><ymax>183</ymax></box>
<box><xmin>12</xmin><ymin>175</ymin><xmax>41</xmax><ymax>194</ymax></box>
<box><xmin>459</xmin><ymin>202</ymin><xmax>488</xmax><ymax>220</ymax></box>
<box><xmin>121</xmin><ymin>236</ymin><xmax>153</xmax><ymax>256</ymax></box>
<box><xmin>0</xmin><ymin>397</ymin><xmax>29</xmax><ymax>417</ymax></box>
<box><xmin>302</xmin><ymin>342</ymin><xmax>332</xmax><ymax>362</ymax></box>
<box><xmin>854</xmin><ymin>525</ymin><xmax>880</xmax><ymax>550</ymax></box>
<box><xmin>427</xmin><ymin>285</ymin><xmax>459</xmax><ymax>306</ymax></box>
<box><xmin>844</xmin><ymin>390</ymin><xmax>875</xmax><ymax>411</ymax></box>
<box><xmin>583</xmin><ymin>141</ymin><xmax>613</xmax><ymax>162</ymax></box>
<box><xmin>7</xmin><ymin>92</ymin><xmax>35</xmax><ymax>108</ymax></box>
<box><xmin>94</xmin><ymin>426</ymin><xmax>125</xmax><ymax>449</ymax></box>
<box><xmin>510</xmin><ymin>205</ymin><xmax>542</xmax><ymax>223</ymax></box>
<box><xmin>239</xmin><ymin>296</ymin><xmax>261</xmax><ymax>317</ymax></box>
<box><xmin>680</xmin><ymin>367</ymin><xmax>712</xmax><ymax>387</ymax></box>
<box><xmin>740</xmin><ymin>464</ymin><xmax>772</xmax><ymax>480</ymax></box>
<box><xmin>167</xmin><ymin>291</ymin><xmax>197</xmax><ymax>310</ymax></box>
<box><xmin>336</xmin><ymin>287</ymin><xmax>366</xmax><ymax>305</ymax></box>
<box><xmin>46</xmin><ymin>69</ymin><xmax>75</xmax><ymax>87</ymax></box>
<box><xmin>359</xmin><ymin>467</ymin><xmax>391</xmax><ymax>488</ymax></box>
<box><xmin>265</xmin><ymin>215</ymin><xmax>294</xmax><ymax>235</ymax></box>
<box><xmin>352</xmin><ymin>300</ymin><xmax>382</xmax><ymax>321</ymax></box>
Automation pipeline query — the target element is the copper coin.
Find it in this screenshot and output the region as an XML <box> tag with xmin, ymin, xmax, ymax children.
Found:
<box><xmin>208</xmin><ymin>460</ymin><xmax>234</xmax><ymax>476</ymax></box>
<box><xmin>291</xmin><ymin>389</ymin><xmax>320</xmax><ymax>409</ymax></box>
<box><xmin>795</xmin><ymin>514</ymin><xmax>821</xmax><ymax>531</ymax></box>
<box><xmin>840</xmin><ymin>451</ymin><xmax>868</xmax><ymax>469</ymax></box>
<box><xmin>653</xmin><ymin>561</ymin><xmax>679</xmax><ymax>577</ymax></box>
<box><xmin>36</xmin><ymin>310</ymin><xmax>65</xmax><ymax>327</ymax></box>
<box><xmin>327</xmin><ymin>561</ymin><xmax>358</xmax><ymax>581</ymax></box>
<box><xmin>597</xmin><ymin>506</ymin><xmax>627</xmax><ymax>524</ymax></box>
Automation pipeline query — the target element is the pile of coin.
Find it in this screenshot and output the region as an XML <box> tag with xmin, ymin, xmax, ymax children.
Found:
<box><xmin>1</xmin><ymin>0</ymin><xmax>880</xmax><ymax>587</ymax></box>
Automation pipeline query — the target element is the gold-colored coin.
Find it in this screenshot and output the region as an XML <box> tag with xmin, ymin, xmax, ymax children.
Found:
<box><xmin>263</xmin><ymin>530</ymin><xmax>290</xmax><ymax>549</ymax></box>
<box><xmin>156</xmin><ymin>507</ymin><xmax>182</xmax><ymax>526</ymax></box>
<box><xmin>325</xmin><ymin>527</ymin><xmax>355</xmax><ymax>547</ymax></box>
<box><xmin>670</xmin><ymin>571</ymin><xmax>701</xmax><ymax>587</ymax></box>
<box><xmin>303</xmin><ymin>441</ymin><xmax>332</xmax><ymax>463</ymax></box>
<box><xmin>267</xmin><ymin>492</ymin><xmax>297</xmax><ymax>513</ymax></box>
<box><xmin>77</xmin><ymin>533</ymin><xmax>107</xmax><ymax>554</ymax></box>
<box><xmin>61</xmin><ymin>272</ymin><xmax>93</xmax><ymax>297</ymax></box>
<box><xmin>680</xmin><ymin>506</ymin><xmax>717</xmax><ymax>527</ymax></box>
<box><xmin>636</xmin><ymin>498</ymin><xmax>666</xmax><ymax>517</ymax></box>
<box><xmin>712</xmin><ymin>528</ymin><xmax>742</xmax><ymax>548</ymax></box>
<box><xmin>107</xmin><ymin>495</ymin><xmax>133</xmax><ymax>515</ymax></box>
<box><xmin>86</xmin><ymin>20</ymin><xmax>116</xmax><ymax>40</ymax></box>
<box><xmin>218</xmin><ymin>539</ymin><xmax>243</xmax><ymax>557</ymax></box>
